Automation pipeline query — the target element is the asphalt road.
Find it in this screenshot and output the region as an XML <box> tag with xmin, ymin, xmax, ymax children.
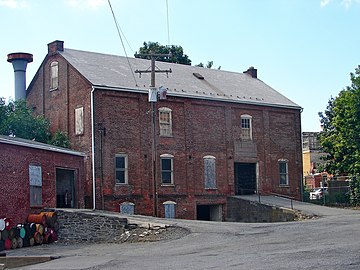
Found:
<box><xmin>6</xmin><ymin>197</ymin><xmax>360</xmax><ymax>270</ymax></box>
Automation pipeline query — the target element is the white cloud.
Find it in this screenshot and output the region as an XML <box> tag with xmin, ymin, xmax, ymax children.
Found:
<box><xmin>321</xmin><ymin>0</ymin><xmax>331</xmax><ymax>7</ymax></box>
<box><xmin>0</xmin><ymin>0</ymin><xmax>28</xmax><ymax>9</ymax></box>
<box><xmin>66</xmin><ymin>0</ymin><xmax>107</xmax><ymax>10</ymax></box>
<box><xmin>321</xmin><ymin>0</ymin><xmax>360</xmax><ymax>8</ymax></box>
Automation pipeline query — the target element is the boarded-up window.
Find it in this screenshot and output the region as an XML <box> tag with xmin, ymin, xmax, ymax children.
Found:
<box><xmin>75</xmin><ymin>107</ymin><xmax>84</xmax><ymax>135</ymax></box>
<box><xmin>50</xmin><ymin>61</ymin><xmax>59</xmax><ymax>89</ymax></box>
<box><xmin>120</xmin><ymin>202</ymin><xmax>135</xmax><ymax>215</ymax></box>
<box><xmin>204</xmin><ymin>155</ymin><xmax>216</xmax><ymax>189</ymax></box>
<box><xmin>29</xmin><ymin>165</ymin><xmax>42</xmax><ymax>207</ymax></box>
<box><xmin>163</xmin><ymin>201</ymin><xmax>176</xmax><ymax>219</ymax></box>
<box><xmin>159</xmin><ymin>107</ymin><xmax>172</xmax><ymax>136</ymax></box>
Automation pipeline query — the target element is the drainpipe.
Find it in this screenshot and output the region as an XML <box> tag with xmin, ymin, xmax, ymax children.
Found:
<box><xmin>91</xmin><ymin>86</ymin><xmax>96</xmax><ymax>210</ymax></box>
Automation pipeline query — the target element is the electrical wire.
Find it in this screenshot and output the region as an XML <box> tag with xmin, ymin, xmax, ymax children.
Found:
<box><xmin>108</xmin><ymin>0</ymin><xmax>138</xmax><ymax>87</ymax></box>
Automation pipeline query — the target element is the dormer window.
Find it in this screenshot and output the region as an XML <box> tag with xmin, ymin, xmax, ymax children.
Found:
<box><xmin>50</xmin><ymin>61</ymin><xmax>59</xmax><ymax>90</ymax></box>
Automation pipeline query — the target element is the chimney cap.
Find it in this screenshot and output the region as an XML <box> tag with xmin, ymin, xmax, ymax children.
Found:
<box><xmin>7</xmin><ymin>53</ymin><xmax>33</xmax><ymax>63</ymax></box>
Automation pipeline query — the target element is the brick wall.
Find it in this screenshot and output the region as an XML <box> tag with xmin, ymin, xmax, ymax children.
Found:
<box><xmin>26</xmin><ymin>52</ymin><xmax>303</xmax><ymax>220</ymax></box>
<box><xmin>0</xmin><ymin>141</ymin><xmax>84</xmax><ymax>224</ymax></box>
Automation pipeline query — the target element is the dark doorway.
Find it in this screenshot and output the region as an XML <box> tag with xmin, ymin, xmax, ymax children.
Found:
<box><xmin>196</xmin><ymin>205</ymin><xmax>222</xmax><ymax>221</ymax></box>
<box><xmin>234</xmin><ymin>163</ymin><xmax>257</xmax><ymax>195</ymax></box>
<box><xmin>56</xmin><ymin>168</ymin><xmax>76</xmax><ymax>208</ymax></box>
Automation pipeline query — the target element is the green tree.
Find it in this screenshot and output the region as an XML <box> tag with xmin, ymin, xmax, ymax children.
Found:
<box><xmin>195</xmin><ymin>61</ymin><xmax>221</xmax><ymax>70</ymax></box>
<box><xmin>0</xmin><ymin>99</ymin><xmax>70</xmax><ymax>148</ymax></box>
<box><xmin>318</xmin><ymin>65</ymin><xmax>360</xmax><ymax>205</ymax></box>
<box><xmin>135</xmin><ymin>41</ymin><xmax>191</xmax><ymax>65</ymax></box>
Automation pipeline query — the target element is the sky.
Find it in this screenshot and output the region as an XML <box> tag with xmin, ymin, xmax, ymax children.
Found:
<box><xmin>1</xmin><ymin>0</ymin><xmax>360</xmax><ymax>132</ymax></box>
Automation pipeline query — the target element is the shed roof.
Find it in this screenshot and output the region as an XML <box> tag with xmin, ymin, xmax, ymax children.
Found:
<box><xmin>0</xmin><ymin>135</ymin><xmax>85</xmax><ymax>157</ymax></box>
<box><xmin>58</xmin><ymin>48</ymin><xmax>300</xmax><ymax>109</ymax></box>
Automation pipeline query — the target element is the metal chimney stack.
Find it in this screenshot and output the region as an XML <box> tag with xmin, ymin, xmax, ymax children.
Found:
<box><xmin>7</xmin><ymin>52</ymin><xmax>33</xmax><ymax>100</ymax></box>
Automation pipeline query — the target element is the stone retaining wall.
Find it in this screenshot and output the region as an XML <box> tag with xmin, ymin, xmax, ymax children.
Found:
<box><xmin>227</xmin><ymin>197</ymin><xmax>295</xmax><ymax>222</ymax></box>
<box><xmin>56</xmin><ymin>209</ymin><xmax>128</xmax><ymax>243</ymax></box>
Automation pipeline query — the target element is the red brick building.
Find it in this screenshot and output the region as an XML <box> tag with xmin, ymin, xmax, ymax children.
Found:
<box><xmin>0</xmin><ymin>135</ymin><xmax>85</xmax><ymax>225</ymax></box>
<box><xmin>26</xmin><ymin>40</ymin><xmax>303</xmax><ymax>220</ymax></box>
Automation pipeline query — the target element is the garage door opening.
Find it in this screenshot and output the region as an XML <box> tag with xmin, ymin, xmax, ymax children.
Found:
<box><xmin>56</xmin><ymin>168</ymin><xmax>76</xmax><ymax>208</ymax></box>
<box><xmin>234</xmin><ymin>162</ymin><xmax>257</xmax><ymax>195</ymax></box>
<box><xmin>196</xmin><ymin>204</ymin><xmax>222</xmax><ymax>221</ymax></box>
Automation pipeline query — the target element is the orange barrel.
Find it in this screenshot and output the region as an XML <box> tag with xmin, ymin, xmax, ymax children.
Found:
<box><xmin>36</xmin><ymin>224</ymin><xmax>44</xmax><ymax>235</ymax></box>
<box><xmin>0</xmin><ymin>219</ymin><xmax>5</xmax><ymax>231</ymax></box>
<box><xmin>1</xmin><ymin>229</ymin><xmax>8</xmax><ymax>241</ymax></box>
<box><xmin>4</xmin><ymin>218</ymin><xmax>11</xmax><ymax>230</ymax></box>
<box><xmin>27</xmin><ymin>214</ymin><xmax>47</xmax><ymax>225</ymax></box>
<box><xmin>10</xmin><ymin>238</ymin><xmax>17</xmax><ymax>249</ymax></box>
<box><xmin>4</xmin><ymin>239</ymin><xmax>11</xmax><ymax>250</ymax></box>
<box><xmin>17</xmin><ymin>237</ymin><xmax>23</xmax><ymax>248</ymax></box>
<box><xmin>41</xmin><ymin>212</ymin><xmax>57</xmax><ymax>227</ymax></box>
<box><xmin>29</xmin><ymin>237</ymin><xmax>35</xmax><ymax>246</ymax></box>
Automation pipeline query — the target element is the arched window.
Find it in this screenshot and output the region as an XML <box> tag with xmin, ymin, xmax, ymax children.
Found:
<box><xmin>159</xmin><ymin>107</ymin><xmax>172</xmax><ymax>136</ymax></box>
<box><xmin>204</xmin><ymin>155</ymin><xmax>216</xmax><ymax>189</ymax></box>
<box><xmin>50</xmin><ymin>61</ymin><xmax>59</xmax><ymax>90</ymax></box>
<box><xmin>160</xmin><ymin>154</ymin><xmax>174</xmax><ymax>185</ymax></box>
<box><xmin>241</xmin><ymin>114</ymin><xmax>252</xmax><ymax>141</ymax></box>
<box><xmin>163</xmin><ymin>201</ymin><xmax>176</xmax><ymax>219</ymax></box>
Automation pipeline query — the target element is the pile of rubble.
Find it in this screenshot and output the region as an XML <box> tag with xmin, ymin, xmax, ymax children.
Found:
<box><xmin>118</xmin><ymin>223</ymin><xmax>189</xmax><ymax>243</ymax></box>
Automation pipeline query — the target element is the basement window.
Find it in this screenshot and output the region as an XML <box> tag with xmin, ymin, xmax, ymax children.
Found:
<box><xmin>204</xmin><ymin>155</ymin><xmax>216</xmax><ymax>189</ymax></box>
<box><xmin>50</xmin><ymin>61</ymin><xmax>59</xmax><ymax>90</ymax></box>
<box><xmin>115</xmin><ymin>154</ymin><xmax>128</xmax><ymax>184</ymax></box>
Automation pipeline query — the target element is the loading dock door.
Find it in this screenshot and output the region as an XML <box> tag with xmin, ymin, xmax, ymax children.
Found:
<box><xmin>196</xmin><ymin>205</ymin><xmax>222</xmax><ymax>221</ymax></box>
<box><xmin>234</xmin><ymin>163</ymin><xmax>257</xmax><ymax>195</ymax></box>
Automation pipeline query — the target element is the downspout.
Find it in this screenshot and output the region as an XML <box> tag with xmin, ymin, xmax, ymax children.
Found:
<box><xmin>91</xmin><ymin>86</ymin><xmax>96</xmax><ymax>210</ymax></box>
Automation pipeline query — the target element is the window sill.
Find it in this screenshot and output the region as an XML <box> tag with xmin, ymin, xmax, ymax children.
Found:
<box><xmin>160</xmin><ymin>135</ymin><xmax>173</xmax><ymax>138</ymax></box>
<box><xmin>279</xmin><ymin>184</ymin><xmax>289</xmax><ymax>188</ymax></box>
<box><xmin>161</xmin><ymin>184</ymin><xmax>174</xmax><ymax>187</ymax></box>
<box><xmin>205</xmin><ymin>188</ymin><xmax>218</xmax><ymax>190</ymax></box>
<box><xmin>49</xmin><ymin>87</ymin><xmax>59</xmax><ymax>92</ymax></box>
<box><xmin>115</xmin><ymin>183</ymin><xmax>129</xmax><ymax>186</ymax></box>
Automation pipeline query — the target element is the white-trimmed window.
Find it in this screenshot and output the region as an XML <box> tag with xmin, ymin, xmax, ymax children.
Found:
<box><xmin>241</xmin><ymin>114</ymin><xmax>252</xmax><ymax>141</ymax></box>
<box><xmin>159</xmin><ymin>107</ymin><xmax>172</xmax><ymax>136</ymax></box>
<box><xmin>50</xmin><ymin>61</ymin><xmax>59</xmax><ymax>90</ymax></box>
<box><xmin>161</xmin><ymin>154</ymin><xmax>174</xmax><ymax>185</ymax></box>
<box><xmin>279</xmin><ymin>159</ymin><xmax>289</xmax><ymax>186</ymax></box>
<box><xmin>204</xmin><ymin>155</ymin><xmax>216</xmax><ymax>189</ymax></box>
<box><xmin>115</xmin><ymin>154</ymin><xmax>128</xmax><ymax>184</ymax></box>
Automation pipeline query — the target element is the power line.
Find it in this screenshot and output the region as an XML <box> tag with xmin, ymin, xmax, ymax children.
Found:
<box><xmin>108</xmin><ymin>0</ymin><xmax>138</xmax><ymax>86</ymax></box>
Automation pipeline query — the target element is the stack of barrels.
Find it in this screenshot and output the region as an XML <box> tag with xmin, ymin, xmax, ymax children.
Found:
<box><xmin>0</xmin><ymin>212</ymin><xmax>59</xmax><ymax>251</ymax></box>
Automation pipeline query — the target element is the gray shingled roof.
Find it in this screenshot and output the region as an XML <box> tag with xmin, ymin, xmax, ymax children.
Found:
<box><xmin>60</xmin><ymin>48</ymin><xmax>300</xmax><ymax>109</ymax></box>
<box><xmin>0</xmin><ymin>135</ymin><xmax>85</xmax><ymax>156</ymax></box>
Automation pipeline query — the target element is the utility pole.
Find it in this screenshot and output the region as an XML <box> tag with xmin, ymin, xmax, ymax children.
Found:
<box><xmin>134</xmin><ymin>53</ymin><xmax>172</xmax><ymax>217</ymax></box>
